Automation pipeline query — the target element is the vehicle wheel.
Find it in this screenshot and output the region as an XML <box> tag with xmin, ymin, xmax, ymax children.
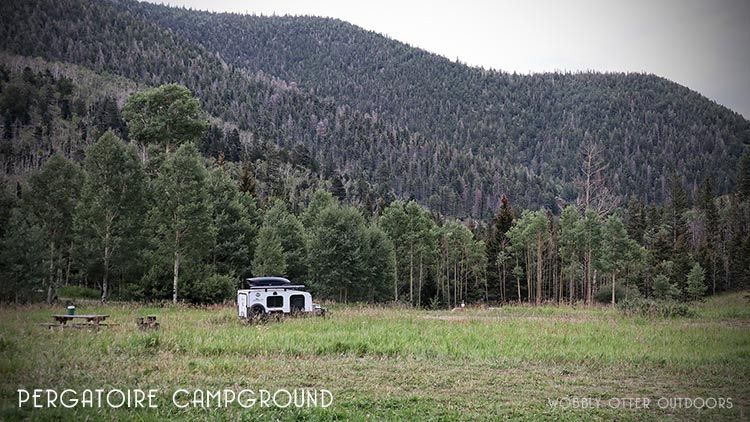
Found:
<box><xmin>249</xmin><ymin>305</ymin><xmax>267</xmax><ymax>323</ymax></box>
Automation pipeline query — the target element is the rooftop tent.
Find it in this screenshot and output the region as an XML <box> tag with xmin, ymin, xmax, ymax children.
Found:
<box><xmin>246</xmin><ymin>276</ymin><xmax>292</xmax><ymax>287</ymax></box>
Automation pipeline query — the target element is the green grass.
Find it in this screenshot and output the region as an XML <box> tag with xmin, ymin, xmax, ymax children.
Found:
<box><xmin>0</xmin><ymin>293</ymin><xmax>748</xmax><ymax>420</ymax></box>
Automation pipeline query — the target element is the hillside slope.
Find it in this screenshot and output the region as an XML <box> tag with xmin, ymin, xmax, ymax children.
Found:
<box><xmin>1</xmin><ymin>0</ymin><xmax>749</xmax><ymax>216</ymax></box>
<box><xmin>118</xmin><ymin>0</ymin><xmax>750</xmax><ymax>205</ymax></box>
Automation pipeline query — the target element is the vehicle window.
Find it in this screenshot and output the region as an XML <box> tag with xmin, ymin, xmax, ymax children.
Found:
<box><xmin>290</xmin><ymin>294</ymin><xmax>305</xmax><ymax>311</ymax></box>
<box><xmin>267</xmin><ymin>296</ymin><xmax>283</xmax><ymax>308</ymax></box>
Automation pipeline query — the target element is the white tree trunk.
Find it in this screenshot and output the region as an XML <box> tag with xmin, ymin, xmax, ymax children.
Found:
<box><xmin>173</xmin><ymin>251</ymin><xmax>181</xmax><ymax>303</ymax></box>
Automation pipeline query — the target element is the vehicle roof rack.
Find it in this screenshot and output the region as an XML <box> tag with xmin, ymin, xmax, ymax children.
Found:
<box><xmin>246</xmin><ymin>284</ymin><xmax>307</xmax><ymax>291</ymax></box>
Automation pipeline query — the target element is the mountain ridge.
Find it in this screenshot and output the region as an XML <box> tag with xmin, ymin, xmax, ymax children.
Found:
<box><xmin>1</xmin><ymin>0</ymin><xmax>748</xmax><ymax>217</ymax></box>
<box><xmin>110</xmin><ymin>0</ymin><xmax>750</xmax><ymax>204</ymax></box>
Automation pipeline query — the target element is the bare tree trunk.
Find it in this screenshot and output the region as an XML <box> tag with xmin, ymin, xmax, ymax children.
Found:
<box><xmin>65</xmin><ymin>243</ymin><xmax>72</xmax><ymax>285</ymax></box>
<box><xmin>102</xmin><ymin>224</ymin><xmax>111</xmax><ymax>302</ymax></box>
<box><xmin>500</xmin><ymin>261</ymin><xmax>506</xmax><ymax>303</ymax></box>
<box><xmin>515</xmin><ymin>257</ymin><xmax>521</xmax><ymax>303</ymax></box>
<box><xmin>173</xmin><ymin>251</ymin><xmax>181</xmax><ymax>303</ymax></box>
<box><xmin>453</xmin><ymin>261</ymin><xmax>458</xmax><ymax>308</ymax></box>
<box><xmin>46</xmin><ymin>242</ymin><xmax>55</xmax><ymax>304</ymax></box>
<box><xmin>102</xmin><ymin>243</ymin><xmax>109</xmax><ymax>302</ymax></box>
<box><xmin>569</xmin><ymin>271</ymin><xmax>574</xmax><ymax>304</ymax></box>
<box><xmin>526</xmin><ymin>248</ymin><xmax>532</xmax><ymax>302</ymax></box>
<box><xmin>584</xmin><ymin>250</ymin><xmax>592</xmax><ymax>305</ymax></box>
<box><xmin>536</xmin><ymin>234</ymin><xmax>543</xmax><ymax>305</ymax></box>
<box><xmin>409</xmin><ymin>246</ymin><xmax>414</xmax><ymax>306</ymax></box>
<box><xmin>393</xmin><ymin>255</ymin><xmax>399</xmax><ymax>302</ymax></box>
<box><xmin>418</xmin><ymin>254</ymin><xmax>423</xmax><ymax>308</ymax></box>
<box><xmin>611</xmin><ymin>273</ymin><xmax>616</xmax><ymax>306</ymax></box>
<box><xmin>591</xmin><ymin>269</ymin><xmax>597</xmax><ymax>305</ymax></box>
<box><xmin>711</xmin><ymin>254</ymin><xmax>717</xmax><ymax>295</ymax></box>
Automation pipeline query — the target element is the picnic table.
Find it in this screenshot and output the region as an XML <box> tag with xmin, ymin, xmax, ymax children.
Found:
<box><xmin>41</xmin><ymin>314</ymin><xmax>112</xmax><ymax>330</ymax></box>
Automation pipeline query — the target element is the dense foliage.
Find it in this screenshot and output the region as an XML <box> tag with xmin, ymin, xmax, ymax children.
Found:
<box><xmin>0</xmin><ymin>0</ymin><xmax>749</xmax><ymax>305</ymax></box>
<box><xmin>1</xmin><ymin>80</ymin><xmax>749</xmax><ymax>304</ymax></box>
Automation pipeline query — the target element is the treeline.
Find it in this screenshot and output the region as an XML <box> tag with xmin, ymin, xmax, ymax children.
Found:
<box><xmin>0</xmin><ymin>83</ymin><xmax>478</xmax><ymax>305</ymax></box>
<box><xmin>2</xmin><ymin>83</ymin><xmax>750</xmax><ymax>305</ymax></box>
<box><xmin>2</xmin><ymin>74</ymin><xmax>750</xmax><ymax>305</ymax></box>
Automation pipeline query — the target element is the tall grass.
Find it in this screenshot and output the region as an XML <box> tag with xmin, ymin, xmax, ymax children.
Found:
<box><xmin>0</xmin><ymin>292</ymin><xmax>747</xmax><ymax>420</ymax></box>
<box><xmin>1</xmin><ymin>294</ymin><xmax>747</xmax><ymax>367</ymax></box>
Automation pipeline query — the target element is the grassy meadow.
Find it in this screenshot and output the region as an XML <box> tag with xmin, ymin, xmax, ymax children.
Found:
<box><xmin>0</xmin><ymin>293</ymin><xmax>748</xmax><ymax>420</ymax></box>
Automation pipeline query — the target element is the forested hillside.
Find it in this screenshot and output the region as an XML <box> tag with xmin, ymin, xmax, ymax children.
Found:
<box><xmin>113</xmin><ymin>0</ymin><xmax>750</xmax><ymax>211</ymax></box>
<box><xmin>1</xmin><ymin>0</ymin><xmax>748</xmax><ymax>216</ymax></box>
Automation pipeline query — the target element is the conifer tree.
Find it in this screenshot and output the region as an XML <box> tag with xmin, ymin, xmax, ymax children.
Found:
<box><xmin>737</xmin><ymin>150</ymin><xmax>750</xmax><ymax>200</ymax></box>
<box><xmin>600</xmin><ymin>215</ymin><xmax>642</xmax><ymax>305</ymax></box>
<box><xmin>486</xmin><ymin>195</ymin><xmax>514</xmax><ymax>301</ymax></box>
<box><xmin>207</xmin><ymin>166</ymin><xmax>259</xmax><ymax>279</ymax></box>
<box><xmin>686</xmin><ymin>262</ymin><xmax>707</xmax><ymax>301</ymax></box>
<box><xmin>0</xmin><ymin>209</ymin><xmax>45</xmax><ymax>303</ymax></box>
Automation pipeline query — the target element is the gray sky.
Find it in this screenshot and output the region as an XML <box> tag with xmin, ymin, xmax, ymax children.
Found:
<box><xmin>145</xmin><ymin>0</ymin><xmax>750</xmax><ymax>118</ymax></box>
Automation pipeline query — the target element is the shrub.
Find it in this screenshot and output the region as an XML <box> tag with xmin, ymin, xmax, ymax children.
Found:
<box><xmin>594</xmin><ymin>282</ymin><xmax>642</xmax><ymax>304</ymax></box>
<box><xmin>58</xmin><ymin>285</ymin><xmax>100</xmax><ymax>299</ymax></box>
<box><xmin>652</xmin><ymin>274</ymin><xmax>680</xmax><ymax>300</ymax></box>
<box><xmin>184</xmin><ymin>273</ymin><xmax>236</xmax><ymax>304</ymax></box>
<box><xmin>617</xmin><ymin>297</ymin><xmax>694</xmax><ymax>318</ymax></box>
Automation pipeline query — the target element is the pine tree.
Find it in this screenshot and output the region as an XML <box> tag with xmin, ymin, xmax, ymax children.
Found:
<box><xmin>686</xmin><ymin>262</ymin><xmax>707</xmax><ymax>301</ymax></box>
<box><xmin>0</xmin><ymin>208</ymin><xmax>45</xmax><ymax>303</ymax></box>
<box><xmin>653</xmin><ymin>274</ymin><xmax>678</xmax><ymax>300</ymax></box>
<box><xmin>624</xmin><ymin>196</ymin><xmax>646</xmax><ymax>243</ymax></box>
<box><xmin>668</xmin><ymin>171</ymin><xmax>689</xmax><ymax>242</ymax></box>
<box><xmin>599</xmin><ymin>215</ymin><xmax>642</xmax><ymax>305</ymax></box>
<box><xmin>207</xmin><ymin>166</ymin><xmax>259</xmax><ymax>279</ymax></box>
<box><xmin>697</xmin><ymin>176</ymin><xmax>719</xmax><ymax>294</ymax></box>
<box><xmin>486</xmin><ymin>195</ymin><xmax>514</xmax><ymax>302</ymax></box>
<box><xmin>238</xmin><ymin>160</ymin><xmax>257</xmax><ymax>196</ymax></box>
<box><xmin>330</xmin><ymin>176</ymin><xmax>346</xmax><ymax>201</ymax></box>
<box><xmin>737</xmin><ymin>150</ymin><xmax>750</xmax><ymax>200</ymax></box>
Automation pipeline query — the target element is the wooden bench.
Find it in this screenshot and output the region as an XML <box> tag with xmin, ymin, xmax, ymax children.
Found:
<box><xmin>137</xmin><ymin>315</ymin><xmax>159</xmax><ymax>330</ymax></box>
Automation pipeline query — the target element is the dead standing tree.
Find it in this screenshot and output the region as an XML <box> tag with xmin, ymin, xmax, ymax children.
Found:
<box><xmin>574</xmin><ymin>141</ymin><xmax>620</xmax><ymax>304</ymax></box>
<box><xmin>574</xmin><ymin>141</ymin><xmax>619</xmax><ymax>216</ymax></box>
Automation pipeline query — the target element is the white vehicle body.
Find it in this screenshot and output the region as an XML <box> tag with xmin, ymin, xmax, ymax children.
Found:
<box><xmin>237</xmin><ymin>277</ymin><xmax>325</xmax><ymax>318</ymax></box>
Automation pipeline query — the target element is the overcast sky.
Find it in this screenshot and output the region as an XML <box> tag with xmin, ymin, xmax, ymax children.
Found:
<box><xmin>145</xmin><ymin>0</ymin><xmax>750</xmax><ymax>118</ymax></box>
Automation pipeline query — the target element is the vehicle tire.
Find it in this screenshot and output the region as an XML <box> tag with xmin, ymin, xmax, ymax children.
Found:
<box><xmin>249</xmin><ymin>305</ymin><xmax>267</xmax><ymax>323</ymax></box>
